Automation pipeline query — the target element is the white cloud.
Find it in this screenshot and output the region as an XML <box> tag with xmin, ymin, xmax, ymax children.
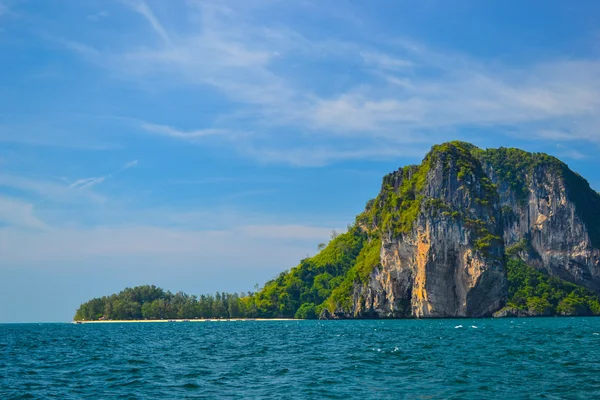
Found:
<box><xmin>123</xmin><ymin>0</ymin><xmax>171</xmax><ymax>45</ymax></box>
<box><xmin>67</xmin><ymin>159</ymin><xmax>138</xmax><ymax>191</ymax></box>
<box><xmin>140</xmin><ymin>122</ymin><xmax>225</xmax><ymax>139</ymax></box>
<box><xmin>87</xmin><ymin>10</ymin><xmax>109</xmax><ymax>20</ymax></box>
<box><xmin>537</xmin><ymin>129</ymin><xmax>575</xmax><ymax>141</ymax></box>
<box><xmin>69</xmin><ymin>177</ymin><xmax>102</xmax><ymax>189</ymax></box>
<box><xmin>238</xmin><ymin>224</ymin><xmax>335</xmax><ymax>241</ymax></box>
<box><xmin>0</xmin><ymin>1</ymin><xmax>8</xmax><ymax>18</ymax></box>
<box><xmin>56</xmin><ymin>1</ymin><xmax>600</xmax><ymax>164</ymax></box>
<box><xmin>361</xmin><ymin>51</ymin><xmax>414</xmax><ymax>70</ymax></box>
<box><xmin>0</xmin><ymin>123</ymin><xmax>122</xmax><ymax>150</ymax></box>
<box><xmin>75</xmin><ymin>176</ymin><xmax>106</xmax><ymax>190</ymax></box>
<box><xmin>0</xmin><ymin>173</ymin><xmax>105</xmax><ymax>204</ymax></box>
<box><xmin>0</xmin><ymin>221</ymin><xmax>338</xmax><ymax>263</ymax></box>
<box><xmin>559</xmin><ymin>149</ymin><xmax>587</xmax><ymax>160</ymax></box>
<box><xmin>554</xmin><ymin>145</ymin><xmax>588</xmax><ymax>160</ymax></box>
<box><xmin>242</xmin><ymin>144</ymin><xmax>427</xmax><ymax>167</ymax></box>
<box><xmin>120</xmin><ymin>159</ymin><xmax>139</xmax><ymax>170</ymax></box>
<box><xmin>0</xmin><ymin>156</ymin><xmax>139</xmax><ymax>211</ymax></box>
<box><xmin>311</xmin><ymin>59</ymin><xmax>600</xmax><ymax>137</ymax></box>
<box><xmin>0</xmin><ymin>196</ymin><xmax>50</xmax><ymax>230</ymax></box>
<box><xmin>311</xmin><ymin>94</ymin><xmax>426</xmax><ymax>133</ymax></box>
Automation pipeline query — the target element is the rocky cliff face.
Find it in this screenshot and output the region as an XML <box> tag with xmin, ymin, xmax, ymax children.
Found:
<box><xmin>328</xmin><ymin>142</ymin><xmax>600</xmax><ymax>318</ymax></box>
<box><xmin>481</xmin><ymin>152</ymin><xmax>600</xmax><ymax>293</ymax></box>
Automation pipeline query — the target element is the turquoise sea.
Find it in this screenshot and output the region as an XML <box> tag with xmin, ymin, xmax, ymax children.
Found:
<box><xmin>2</xmin><ymin>318</ymin><xmax>600</xmax><ymax>399</ymax></box>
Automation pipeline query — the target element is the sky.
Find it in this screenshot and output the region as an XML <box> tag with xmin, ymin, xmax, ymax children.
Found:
<box><xmin>1</xmin><ymin>0</ymin><xmax>600</xmax><ymax>322</ymax></box>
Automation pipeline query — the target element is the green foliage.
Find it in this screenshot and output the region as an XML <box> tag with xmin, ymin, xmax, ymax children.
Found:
<box><xmin>430</xmin><ymin>141</ymin><xmax>479</xmax><ymax>181</ymax></box>
<box><xmin>369</xmin><ymin>158</ymin><xmax>431</xmax><ymax>238</ymax></box>
<box><xmin>474</xmin><ymin>233</ymin><xmax>502</xmax><ymax>253</ymax></box>
<box><xmin>354</xmin><ymin>238</ymin><xmax>383</xmax><ymax>283</ymax></box>
<box><xmin>463</xmin><ymin>218</ymin><xmax>501</xmax><ymax>255</ymax></box>
<box><xmin>322</xmin><ymin>236</ymin><xmax>384</xmax><ymax>314</ymax></box>
<box><xmin>74</xmin><ymin>285</ymin><xmax>251</xmax><ymax>321</ymax></box>
<box><xmin>505</xmin><ymin>238</ymin><xmax>532</xmax><ymax>257</ymax></box>
<box><xmin>249</xmin><ymin>227</ymin><xmax>369</xmax><ymax>318</ymax></box>
<box><xmin>294</xmin><ymin>303</ymin><xmax>317</xmax><ymax>319</ymax></box>
<box><xmin>506</xmin><ymin>258</ymin><xmax>600</xmax><ymax>316</ymax></box>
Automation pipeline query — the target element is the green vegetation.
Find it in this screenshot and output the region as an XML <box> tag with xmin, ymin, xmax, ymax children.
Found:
<box><xmin>505</xmin><ymin>258</ymin><xmax>600</xmax><ymax>316</ymax></box>
<box><xmin>249</xmin><ymin>227</ymin><xmax>369</xmax><ymax>318</ymax></box>
<box><xmin>367</xmin><ymin>161</ymin><xmax>430</xmax><ymax>238</ymax></box>
<box><xmin>324</xmin><ymin>236</ymin><xmax>382</xmax><ymax>314</ymax></box>
<box><xmin>432</xmin><ymin>141</ymin><xmax>498</xmax><ymax>206</ymax></box>
<box><xmin>74</xmin><ymin>285</ymin><xmax>253</xmax><ymax>321</ymax></box>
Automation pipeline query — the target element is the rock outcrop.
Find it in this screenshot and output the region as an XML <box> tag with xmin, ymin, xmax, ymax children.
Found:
<box><xmin>492</xmin><ymin>307</ymin><xmax>538</xmax><ymax>318</ymax></box>
<box><xmin>326</xmin><ymin>142</ymin><xmax>600</xmax><ymax>318</ymax></box>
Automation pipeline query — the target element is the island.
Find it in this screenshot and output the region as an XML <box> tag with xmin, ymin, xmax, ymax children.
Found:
<box><xmin>75</xmin><ymin>141</ymin><xmax>600</xmax><ymax>321</ymax></box>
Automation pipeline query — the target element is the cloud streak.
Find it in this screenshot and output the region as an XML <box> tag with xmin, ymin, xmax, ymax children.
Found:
<box><xmin>0</xmin><ymin>196</ymin><xmax>51</xmax><ymax>231</ymax></box>
<box><xmin>140</xmin><ymin>122</ymin><xmax>225</xmax><ymax>139</ymax></box>
<box><xmin>0</xmin><ymin>173</ymin><xmax>105</xmax><ymax>204</ymax></box>
<box><xmin>0</xmin><ymin>1</ymin><xmax>8</xmax><ymax>18</ymax></box>
<box><xmin>0</xmin><ymin>221</ymin><xmax>339</xmax><ymax>263</ymax></box>
<box><xmin>70</xmin><ymin>159</ymin><xmax>139</xmax><ymax>191</ymax></box>
<box><xmin>55</xmin><ymin>1</ymin><xmax>600</xmax><ymax>165</ymax></box>
<box><xmin>120</xmin><ymin>159</ymin><xmax>139</xmax><ymax>171</ymax></box>
<box><xmin>123</xmin><ymin>0</ymin><xmax>171</xmax><ymax>45</ymax></box>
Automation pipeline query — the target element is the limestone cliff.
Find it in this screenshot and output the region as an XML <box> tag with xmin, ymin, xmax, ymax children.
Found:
<box><xmin>324</xmin><ymin>142</ymin><xmax>600</xmax><ymax>318</ymax></box>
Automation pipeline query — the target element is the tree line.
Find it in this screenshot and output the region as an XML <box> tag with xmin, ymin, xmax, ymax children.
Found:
<box><xmin>75</xmin><ymin>229</ymin><xmax>355</xmax><ymax>321</ymax></box>
<box><xmin>74</xmin><ymin>285</ymin><xmax>261</xmax><ymax>320</ymax></box>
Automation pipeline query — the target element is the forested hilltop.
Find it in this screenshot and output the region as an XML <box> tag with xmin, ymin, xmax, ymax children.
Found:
<box><xmin>75</xmin><ymin>141</ymin><xmax>600</xmax><ymax>320</ymax></box>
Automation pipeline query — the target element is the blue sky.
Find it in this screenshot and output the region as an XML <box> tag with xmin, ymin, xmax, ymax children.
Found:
<box><xmin>1</xmin><ymin>0</ymin><xmax>600</xmax><ymax>322</ymax></box>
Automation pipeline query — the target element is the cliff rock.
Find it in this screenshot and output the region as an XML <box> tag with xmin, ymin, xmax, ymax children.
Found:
<box><xmin>325</xmin><ymin>142</ymin><xmax>600</xmax><ymax>318</ymax></box>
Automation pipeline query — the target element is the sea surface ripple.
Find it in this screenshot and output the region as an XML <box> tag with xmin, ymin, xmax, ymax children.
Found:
<box><xmin>2</xmin><ymin>318</ymin><xmax>600</xmax><ymax>399</ymax></box>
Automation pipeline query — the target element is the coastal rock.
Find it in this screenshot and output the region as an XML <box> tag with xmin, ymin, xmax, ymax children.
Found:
<box><xmin>492</xmin><ymin>307</ymin><xmax>535</xmax><ymax>318</ymax></box>
<box><xmin>482</xmin><ymin>156</ymin><xmax>600</xmax><ymax>293</ymax></box>
<box><xmin>332</xmin><ymin>142</ymin><xmax>600</xmax><ymax>318</ymax></box>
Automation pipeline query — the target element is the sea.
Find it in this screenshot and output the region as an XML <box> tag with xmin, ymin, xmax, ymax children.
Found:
<box><xmin>2</xmin><ymin>318</ymin><xmax>600</xmax><ymax>399</ymax></box>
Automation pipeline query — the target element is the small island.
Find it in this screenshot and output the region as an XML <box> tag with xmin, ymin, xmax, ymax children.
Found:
<box><xmin>75</xmin><ymin>142</ymin><xmax>600</xmax><ymax>321</ymax></box>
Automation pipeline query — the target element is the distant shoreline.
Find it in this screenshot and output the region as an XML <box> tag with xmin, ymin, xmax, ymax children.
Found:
<box><xmin>72</xmin><ymin>318</ymin><xmax>297</xmax><ymax>324</ymax></box>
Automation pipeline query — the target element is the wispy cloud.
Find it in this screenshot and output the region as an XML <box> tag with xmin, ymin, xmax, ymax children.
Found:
<box><xmin>0</xmin><ymin>157</ymin><xmax>139</xmax><ymax>221</ymax></box>
<box><xmin>69</xmin><ymin>177</ymin><xmax>105</xmax><ymax>190</ymax></box>
<box><xmin>140</xmin><ymin>122</ymin><xmax>225</xmax><ymax>139</ymax></box>
<box><xmin>555</xmin><ymin>145</ymin><xmax>588</xmax><ymax>160</ymax></box>
<box><xmin>171</xmin><ymin>177</ymin><xmax>236</xmax><ymax>185</ymax></box>
<box><xmin>87</xmin><ymin>10</ymin><xmax>109</xmax><ymax>21</ymax></box>
<box><xmin>56</xmin><ymin>1</ymin><xmax>600</xmax><ymax>165</ymax></box>
<box><xmin>120</xmin><ymin>159</ymin><xmax>139</xmax><ymax>171</ymax></box>
<box><xmin>0</xmin><ymin>124</ymin><xmax>122</xmax><ymax>150</ymax></box>
<box><xmin>70</xmin><ymin>176</ymin><xmax>106</xmax><ymax>190</ymax></box>
<box><xmin>242</xmin><ymin>144</ymin><xmax>428</xmax><ymax>167</ymax></box>
<box><xmin>70</xmin><ymin>159</ymin><xmax>139</xmax><ymax>191</ymax></box>
<box><xmin>0</xmin><ymin>1</ymin><xmax>8</xmax><ymax>18</ymax></box>
<box><xmin>0</xmin><ymin>196</ymin><xmax>51</xmax><ymax>231</ymax></box>
<box><xmin>123</xmin><ymin>0</ymin><xmax>171</xmax><ymax>45</ymax></box>
<box><xmin>361</xmin><ymin>51</ymin><xmax>414</xmax><ymax>70</ymax></box>
<box><xmin>0</xmin><ymin>173</ymin><xmax>105</xmax><ymax>204</ymax></box>
<box><xmin>0</xmin><ymin>220</ymin><xmax>339</xmax><ymax>262</ymax></box>
<box><xmin>221</xmin><ymin>189</ymin><xmax>277</xmax><ymax>200</ymax></box>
